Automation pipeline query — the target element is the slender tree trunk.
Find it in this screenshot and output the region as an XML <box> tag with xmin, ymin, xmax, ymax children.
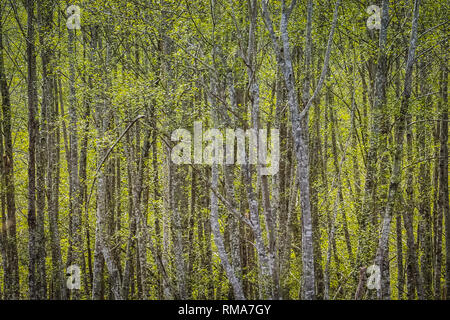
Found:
<box><xmin>25</xmin><ymin>0</ymin><xmax>41</xmax><ymax>300</ymax></box>
<box><xmin>417</xmin><ymin>58</ymin><xmax>433</xmax><ymax>300</ymax></box>
<box><xmin>376</xmin><ymin>0</ymin><xmax>420</xmax><ymax>299</ymax></box>
<box><xmin>80</xmin><ymin>32</ymin><xmax>93</xmax><ymax>296</ymax></box>
<box><xmin>0</xmin><ymin>6</ymin><xmax>19</xmax><ymax>300</ymax></box>
<box><xmin>169</xmin><ymin>160</ymin><xmax>187</xmax><ymax>299</ymax></box>
<box><xmin>90</xmin><ymin>25</ymin><xmax>123</xmax><ymax>300</ymax></box>
<box><xmin>440</xmin><ymin>34</ymin><xmax>449</xmax><ymax>299</ymax></box>
<box><xmin>67</xmin><ymin>23</ymin><xmax>82</xmax><ymax>300</ymax></box>
<box><xmin>396</xmin><ymin>210</ymin><xmax>405</xmax><ymax>299</ymax></box>
<box><xmin>38</xmin><ymin>0</ymin><xmax>65</xmax><ymax>299</ymax></box>
<box><xmin>262</xmin><ymin>0</ymin><xmax>340</xmax><ymax>299</ymax></box>
<box><xmin>358</xmin><ymin>0</ymin><xmax>389</xmax><ymax>271</ymax></box>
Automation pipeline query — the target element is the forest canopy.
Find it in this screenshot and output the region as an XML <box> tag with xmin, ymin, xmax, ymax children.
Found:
<box><xmin>0</xmin><ymin>0</ymin><xmax>448</xmax><ymax>300</ymax></box>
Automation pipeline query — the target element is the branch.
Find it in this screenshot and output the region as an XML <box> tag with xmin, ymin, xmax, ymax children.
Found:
<box><xmin>261</xmin><ymin>0</ymin><xmax>282</xmax><ymax>61</ymax></box>
<box><xmin>284</xmin><ymin>0</ymin><xmax>297</xmax><ymax>20</ymax></box>
<box><xmin>85</xmin><ymin>114</ymin><xmax>145</xmax><ymax>209</ymax></box>
<box><xmin>299</xmin><ymin>0</ymin><xmax>341</xmax><ymax>120</ymax></box>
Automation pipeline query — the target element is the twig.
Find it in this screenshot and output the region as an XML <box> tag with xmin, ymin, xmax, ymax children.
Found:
<box><xmin>85</xmin><ymin>114</ymin><xmax>145</xmax><ymax>210</ymax></box>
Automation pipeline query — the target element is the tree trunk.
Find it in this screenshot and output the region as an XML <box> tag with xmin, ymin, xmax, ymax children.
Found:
<box><xmin>376</xmin><ymin>0</ymin><xmax>420</xmax><ymax>299</ymax></box>
<box><xmin>25</xmin><ymin>0</ymin><xmax>41</xmax><ymax>300</ymax></box>
<box><xmin>67</xmin><ymin>21</ymin><xmax>82</xmax><ymax>300</ymax></box>
<box><xmin>440</xmin><ymin>34</ymin><xmax>449</xmax><ymax>299</ymax></box>
<box><xmin>0</xmin><ymin>6</ymin><xmax>19</xmax><ymax>299</ymax></box>
<box><xmin>262</xmin><ymin>0</ymin><xmax>341</xmax><ymax>299</ymax></box>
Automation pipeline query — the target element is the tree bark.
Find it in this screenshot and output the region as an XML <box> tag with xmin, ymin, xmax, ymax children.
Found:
<box><xmin>67</xmin><ymin>20</ymin><xmax>82</xmax><ymax>300</ymax></box>
<box><xmin>25</xmin><ymin>0</ymin><xmax>42</xmax><ymax>300</ymax></box>
<box><xmin>0</xmin><ymin>5</ymin><xmax>19</xmax><ymax>299</ymax></box>
<box><xmin>376</xmin><ymin>0</ymin><xmax>420</xmax><ymax>299</ymax></box>
<box><xmin>261</xmin><ymin>0</ymin><xmax>341</xmax><ymax>299</ymax></box>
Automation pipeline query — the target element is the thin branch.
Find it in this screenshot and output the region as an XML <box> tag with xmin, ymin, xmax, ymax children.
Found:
<box><xmin>299</xmin><ymin>0</ymin><xmax>341</xmax><ymax>120</ymax></box>
<box><xmin>85</xmin><ymin>114</ymin><xmax>145</xmax><ymax>209</ymax></box>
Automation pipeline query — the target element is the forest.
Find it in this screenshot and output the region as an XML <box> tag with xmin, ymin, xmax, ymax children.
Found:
<box><xmin>0</xmin><ymin>0</ymin><xmax>448</xmax><ymax>300</ymax></box>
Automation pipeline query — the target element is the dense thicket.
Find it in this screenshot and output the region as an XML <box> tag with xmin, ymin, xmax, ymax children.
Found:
<box><xmin>0</xmin><ymin>0</ymin><xmax>448</xmax><ymax>300</ymax></box>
